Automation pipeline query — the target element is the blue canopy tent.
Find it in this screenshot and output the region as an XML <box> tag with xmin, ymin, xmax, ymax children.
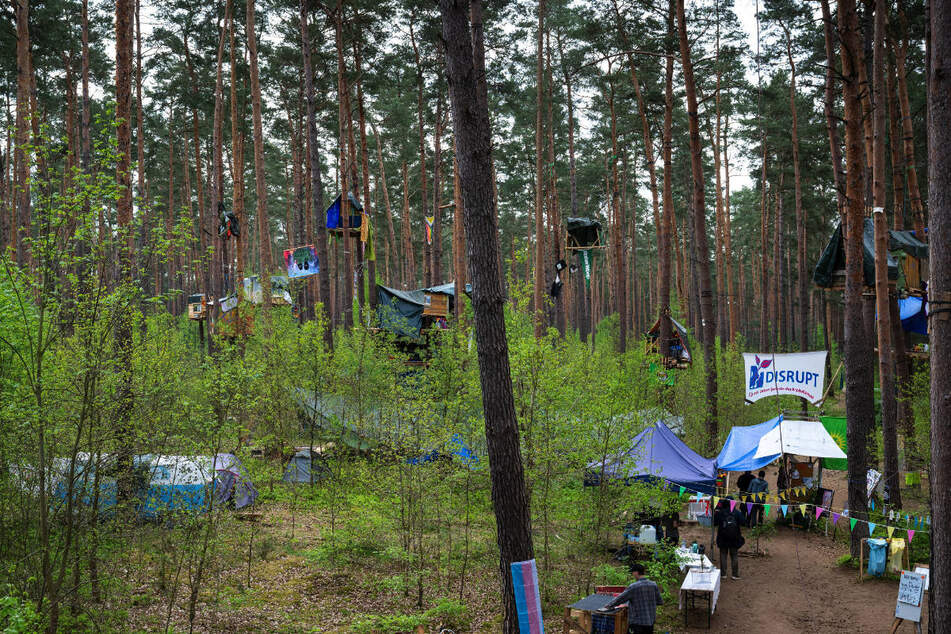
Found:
<box><xmin>898</xmin><ymin>296</ymin><xmax>928</xmax><ymax>335</ymax></box>
<box><xmin>585</xmin><ymin>419</ymin><xmax>718</xmax><ymax>494</ymax></box>
<box><xmin>406</xmin><ymin>434</ymin><xmax>480</xmax><ymax>466</ymax></box>
<box><xmin>715</xmin><ymin>415</ymin><xmax>783</xmax><ymax>472</ymax></box>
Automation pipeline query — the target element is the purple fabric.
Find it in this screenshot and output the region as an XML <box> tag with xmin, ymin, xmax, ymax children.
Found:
<box><xmin>592</xmin><ymin>420</ymin><xmax>718</xmax><ymax>493</ymax></box>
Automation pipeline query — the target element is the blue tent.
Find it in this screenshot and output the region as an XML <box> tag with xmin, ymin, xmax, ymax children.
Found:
<box><xmin>585</xmin><ymin>419</ymin><xmax>718</xmax><ymax>493</ymax></box>
<box><xmin>715</xmin><ymin>415</ymin><xmax>783</xmax><ymax>472</ymax></box>
<box><xmin>406</xmin><ymin>434</ymin><xmax>480</xmax><ymax>466</ymax></box>
<box><xmin>898</xmin><ymin>296</ymin><xmax>928</xmax><ymax>335</ymax></box>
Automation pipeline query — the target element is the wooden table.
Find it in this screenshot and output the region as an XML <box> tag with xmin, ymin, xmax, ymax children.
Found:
<box><xmin>679</xmin><ymin>568</ymin><xmax>721</xmax><ymax>629</ymax></box>
<box><xmin>563</xmin><ymin>593</ymin><xmax>628</xmax><ymax>633</ymax></box>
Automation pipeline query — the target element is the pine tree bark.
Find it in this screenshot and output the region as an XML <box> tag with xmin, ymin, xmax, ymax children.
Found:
<box><xmin>533</xmin><ymin>0</ymin><xmax>546</xmax><ymax>338</ymax></box>
<box><xmin>838</xmin><ymin>0</ymin><xmax>876</xmax><ymax>556</ymax></box>
<box><xmin>409</xmin><ymin>17</ymin><xmax>429</xmax><ymax>288</ymax></box>
<box><xmin>873</xmin><ymin>0</ymin><xmax>902</xmax><ymax>509</ymax></box>
<box><xmin>759</xmin><ymin>148</ymin><xmax>769</xmax><ymax>349</ymax></box>
<box><xmin>247</xmin><ymin>0</ymin><xmax>271</xmax><ymax>312</ymax></box>
<box><xmin>678</xmin><ymin>0</ymin><xmax>717</xmax><ymax>451</ymax></box>
<box><xmin>182</xmin><ymin>30</ymin><xmax>206</xmax><ymax>300</ymax></box>
<box><xmin>372</xmin><ymin>121</ymin><xmax>398</xmax><ymax>289</ymax></box>
<box><xmin>229</xmin><ymin>2</ymin><xmax>245</xmax><ymax>302</ymax></box>
<box><xmin>928</xmin><ymin>0</ymin><xmax>951</xmax><ymax>621</ymax></box>
<box><xmin>114</xmin><ymin>0</ymin><xmax>136</xmax><ymax>514</ymax></box>
<box><xmin>354</xmin><ymin>35</ymin><xmax>375</xmax><ymax>306</ymax></box>
<box><xmin>14</xmin><ymin>0</ymin><xmax>31</xmax><ymax>268</ymax></box>
<box><xmin>210</xmin><ymin>0</ymin><xmax>230</xmax><ymax>310</ymax></box>
<box><xmin>896</xmin><ymin>0</ymin><xmax>927</xmax><ymax>238</ymax></box>
<box><xmin>608</xmin><ymin>75</ymin><xmax>627</xmax><ymax>353</ymax></box>
<box><xmin>822</xmin><ymin>0</ymin><xmax>847</xmax><ymax>215</ymax></box>
<box><xmin>659</xmin><ymin>4</ymin><xmax>675</xmax><ymax>365</ymax></box>
<box><xmin>439</xmin><ymin>4</ymin><xmax>535</xmax><ymax>632</ymax></box>
<box><xmin>722</xmin><ymin>113</ymin><xmax>737</xmax><ymax>342</ymax></box>
<box><xmin>401</xmin><ymin>162</ymin><xmax>415</xmax><ymax>289</ymax></box>
<box><xmin>782</xmin><ymin>26</ymin><xmax>809</xmax><ymax>354</ymax></box>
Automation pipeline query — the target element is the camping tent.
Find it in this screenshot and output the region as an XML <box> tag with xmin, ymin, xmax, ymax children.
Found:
<box><xmin>898</xmin><ymin>296</ymin><xmax>928</xmax><ymax>335</ymax></box>
<box><xmin>283</xmin><ymin>448</ymin><xmax>329</xmax><ymax>484</ymax></box>
<box><xmin>139</xmin><ymin>454</ymin><xmax>258</xmax><ymax>518</ymax></box>
<box><xmin>813</xmin><ymin>219</ymin><xmax>898</xmax><ymax>288</ymax></box>
<box><xmin>376</xmin><ymin>283</ymin><xmax>456</xmax><ymax>338</ymax></box>
<box><xmin>585</xmin><ymin>419</ymin><xmax>718</xmax><ymax>493</ymax></box>
<box><xmin>50</xmin><ymin>453</ymin><xmax>258</xmax><ymax>517</ymax></box>
<box><xmin>406</xmin><ymin>434</ymin><xmax>480</xmax><ymax>466</ymax></box>
<box><xmin>716</xmin><ymin>415</ymin><xmax>782</xmax><ymax>472</ymax></box>
<box><xmin>752</xmin><ymin>420</ymin><xmax>848</xmax><ymax>461</ymax></box>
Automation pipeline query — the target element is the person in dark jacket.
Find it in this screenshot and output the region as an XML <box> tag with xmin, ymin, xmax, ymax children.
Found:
<box><xmin>601</xmin><ymin>563</ymin><xmax>664</xmax><ymax>634</ymax></box>
<box><xmin>736</xmin><ymin>470</ymin><xmax>754</xmax><ymax>493</ymax></box>
<box><xmin>714</xmin><ymin>497</ymin><xmax>744</xmax><ymax>580</ymax></box>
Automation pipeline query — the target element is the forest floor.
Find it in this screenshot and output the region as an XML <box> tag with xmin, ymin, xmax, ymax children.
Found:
<box><xmin>120</xmin><ymin>466</ymin><xmax>931</xmax><ymax>633</ymax></box>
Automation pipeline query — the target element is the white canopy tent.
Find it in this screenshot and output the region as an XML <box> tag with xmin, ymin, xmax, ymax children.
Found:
<box><xmin>753</xmin><ymin>419</ymin><xmax>848</xmax><ymax>461</ymax></box>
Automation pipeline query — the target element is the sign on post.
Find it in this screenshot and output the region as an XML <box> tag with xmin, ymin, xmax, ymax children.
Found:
<box><xmin>743</xmin><ymin>351</ymin><xmax>828</xmax><ymax>403</ymax></box>
<box><xmin>893</xmin><ymin>569</ymin><xmax>927</xmax><ymax>630</ymax></box>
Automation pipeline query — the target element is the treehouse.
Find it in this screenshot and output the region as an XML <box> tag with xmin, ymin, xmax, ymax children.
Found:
<box><xmin>813</xmin><ymin>218</ymin><xmax>928</xmax><ymax>295</ymax></box>
<box><xmin>215</xmin><ymin>275</ymin><xmax>294</xmax><ymax>337</ymax></box>
<box><xmin>565</xmin><ymin>217</ymin><xmax>605</xmax><ymax>251</ymax></box>
<box><xmin>325</xmin><ymin>192</ymin><xmax>365</xmax><ymax>237</ymax></box>
<box><xmin>375</xmin><ymin>283</ymin><xmax>457</xmax><ymax>365</ymax></box>
<box><xmin>646</xmin><ymin>314</ymin><xmax>692</xmax><ymax>369</ymax></box>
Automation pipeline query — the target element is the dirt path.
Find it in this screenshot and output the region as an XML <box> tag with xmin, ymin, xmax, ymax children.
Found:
<box><xmin>672</xmin><ymin>522</ymin><xmax>929</xmax><ymax>633</ymax></box>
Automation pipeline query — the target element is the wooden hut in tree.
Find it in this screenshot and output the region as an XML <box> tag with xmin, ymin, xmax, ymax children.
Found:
<box><xmin>646</xmin><ymin>315</ymin><xmax>692</xmax><ymax>368</ymax></box>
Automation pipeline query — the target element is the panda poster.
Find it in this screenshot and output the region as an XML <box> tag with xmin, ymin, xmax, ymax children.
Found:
<box><xmin>284</xmin><ymin>245</ymin><xmax>319</xmax><ymax>279</ymax></box>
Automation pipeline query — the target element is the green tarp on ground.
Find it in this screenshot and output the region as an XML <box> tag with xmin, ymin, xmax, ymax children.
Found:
<box><xmin>819</xmin><ymin>416</ymin><xmax>848</xmax><ymax>470</ymax></box>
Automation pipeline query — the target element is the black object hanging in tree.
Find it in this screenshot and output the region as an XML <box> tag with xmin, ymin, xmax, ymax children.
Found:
<box><xmin>218</xmin><ymin>201</ymin><xmax>240</xmax><ymax>239</ymax></box>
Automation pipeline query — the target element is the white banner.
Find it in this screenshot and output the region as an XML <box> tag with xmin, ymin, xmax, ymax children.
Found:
<box><xmin>743</xmin><ymin>351</ymin><xmax>828</xmax><ymax>404</ymax></box>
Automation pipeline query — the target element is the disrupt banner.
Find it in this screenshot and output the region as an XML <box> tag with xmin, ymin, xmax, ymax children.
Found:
<box><xmin>743</xmin><ymin>351</ymin><xmax>828</xmax><ymax>404</ymax></box>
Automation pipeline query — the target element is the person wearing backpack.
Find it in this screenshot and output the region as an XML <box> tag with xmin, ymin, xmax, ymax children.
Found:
<box><xmin>714</xmin><ymin>497</ymin><xmax>745</xmax><ymax>580</ymax></box>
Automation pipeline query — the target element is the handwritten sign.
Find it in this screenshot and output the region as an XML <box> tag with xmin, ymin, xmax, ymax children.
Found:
<box><xmin>898</xmin><ymin>570</ymin><xmax>924</xmax><ymax>606</ymax></box>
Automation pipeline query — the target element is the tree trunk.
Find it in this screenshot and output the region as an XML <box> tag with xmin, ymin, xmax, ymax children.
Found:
<box><xmin>556</xmin><ymin>31</ymin><xmax>583</xmax><ymax>339</ymax></box>
<box><xmin>409</xmin><ymin>17</ymin><xmax>429</xmax><ymax>288</ymax></box>
<box><xmin>354</xmin><ymin>35</ymin><xmax>375</xmax><ymax>307</ymax></box>
<box><xmin>782</xmin><ymin>27</ymin><xmax>809</xmax><ymax>354</ymax></box>
<box><xmin>439</xmin><ymin>4</ymin><xmax>535</xmax><ymax>632</ymax></box>
<box><xmin>230</xmin><ymin>3</ymin><xmax>245</xmax><ymax>303</ymax></box>
<box><xmin>533</xmin><ymin>0</ymin><xmax>546</xmax><ymax>338</ymax></box>
<box><xmin>873</xmin><ymin>0</ymin><xmax>902</xmax><ymax>509</ymax></box>
<box><xmin>678</xmin><ymin>0</ymin><xmax>718</xmax><ymax>451</ymax></box>
<box><xmin>659</xmin><ymin>4</ymin><xmax>675</xmax><ymax>365</ymax></box>
<box><xmin>838</xmin><ymin>0</ymin><xmax>876</xmax><ymax>557</ymax></box>
<box><xmin>247</xmin><ymin>0</ymin><xmax>271</xmax><ymax>312</ymax></box>
<box><xmin>722</xmin><ymin>113</ymin><xmax>737</xmax><ymax>342</ymax></box>
<box><xmin>182</xmin><ymin>29</ymin><xmax>206</xmax><ymax>303</ymax></box>
<box><xmin>822</xmin><ymin>0</ymin><xmax>847</xmax><ymax>216</ymax></box>
<box><xmin>759</xmin><ymin>148</ymin><xmax>769</xmax><ymax>349</ymax></box>
<box><xmin>210</xmin><ymin>0</ymin><xmax>230</xmax><ymax>313</ymax></box>
<box><xmin>608</xmin><ymin>75</ymin><xmax>627</xmax><ymax>353</ymax></box>
<box><xmin>453</xmin><ymin>149</ymin><xmax>465</xmax><ymax>320</ymax></box>
<box><xmin>886</xmin><ymin>47</ymin><xmax>907</xmax><ymax>231</ymax></box>
<box><xmin>14</xmin><ymin>0</ymin><xmax>31</xmax><ymax>268</ymax></box>
<box><xmin>928</xmin><ymin>0</ymin><xmax>951</xmax><ymax>621</ymax></box>
<box><xmin>114</xmin><ymin>0</ymin><xmax>136</xmax><ymax>516</ymax></box>
<box><xmin>896</xmin><ymin>1</ymin><xmax>927</xmax><ymax>238</ymax></box>
<box><xmin>372</xmin><ymin>121</ymin><xmax>398</xmax><ymax>289</ymax></box>
<box><xmin>401</xmin><ymin>162</ymin><xmax>415</xmax><ymax>289</ymax></box>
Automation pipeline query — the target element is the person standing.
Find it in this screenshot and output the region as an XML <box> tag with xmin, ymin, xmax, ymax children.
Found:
<box><xmin>601</xmin><ymin>563</ymin><xmax>664</xmax><ymax>634</ymax></box>
<box><xmin>736</xmin><ymin>469</ymin><xmax>754</xmax><ymax>493</ymax></box>
<box><xmin>747</xmin><ymin>470</ymin><xmax>769</xmax><ymax>527</ymax></box>
<box><xmin>714</xmin><ymin>497</ymin><xmax>744</xmax><ymax>580</ymax></box>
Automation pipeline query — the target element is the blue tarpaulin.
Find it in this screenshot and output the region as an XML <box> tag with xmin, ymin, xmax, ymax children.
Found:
<box><xmin>585</xmin><ymin>419</ymin><xmax>718</xmax><ymax>494</ymax></box>
<box><xmin>716</xmin><ymin>415</ymin><xmax>783</xmax><ymax>472</ymax></box>
<box><xmin>898</xmin><ymin>296</ymin><xmax>928</xmax><ymax>335</ymax></box>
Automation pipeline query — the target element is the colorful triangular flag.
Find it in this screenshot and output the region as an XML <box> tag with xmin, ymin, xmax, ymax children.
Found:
<box><xmin>850</xmin><ymin>518</ymin><xmax>857</xmax><ymax>531</ymax></box>
<box><xmin>713</xmin><ymin>496</ymin><xmax>720</xmax><ymax>508</ymax></box>
<box><xmin>764</xmin><ymin>504</ymin><xmax>771</xmax><ymax>516</ymax></box>
<box><xmin>747</xmin><ymin>502</ymin><xmax>753</xmax><ymax>515</ymax></box>
<box><xmin>815</xmin><ymin>506</ymin><xmax>824</xmax><ymax>520</ymax></box>
<box><xmin>908</xmin><ymin>530</ymin><xmax>915</xmax><ymax>543</ymax></box>
<box><xmin>868</xmin><ymin>522</ymin><xmax>877</xmax><ymax>535</ymax></box>
<box><xmin>729</xmin><ymin>500</ymin><xmax>737</xmax><ymax>512</ymax></box>
<box><xmin>870</xmin><ymin>499</ymin><xmax>875</xmax><ymax>511</ymax></box>
<box><xmin>799</xmin><ymin>504</ymin><xmax>807</xmax><ymax>516</ymax></box>
<box><xmin>832</xmin><ymin>512</ymin><xmax>840</xmax><ymax>525</ymax></box>
<box><xmin>781</xmin><ymin>504</ymin><xmax>788</xmax><ymax>517</ymax></box>
<box><xmin>679</xmin><ymin>486</ymin><xmax>686</xmax><ymax>497</ymax></box>
<box><xmin>887</xmin><ymin>526</ymin><xmax>895</xmax><ymax>539</ymax></box>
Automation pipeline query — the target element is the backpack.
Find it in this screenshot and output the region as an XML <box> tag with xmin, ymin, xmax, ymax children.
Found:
<box><xmin>720</xmin><ymin>513</ymin><xmax>740</xmax><ymax>543</ymax></box>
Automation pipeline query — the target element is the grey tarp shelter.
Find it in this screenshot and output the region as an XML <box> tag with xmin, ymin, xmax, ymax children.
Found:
<box><xmin>813</xmin><ymin>219</ymin><xmax>898</xmax><ymax>288</ymax></box>
<box><xmin>565</xmin><ymin>217</ymin><xmax>603</xmax><ymax>249</ymax></box>
<box><xmin>376</xmin><ymin>283</ymin><xmax>456</xmax><ymax>338</ymax></box>
<box><xmin>283</xmin><ymin>448</ymin><xmax>329</xmax><ymax>484</ymax></box>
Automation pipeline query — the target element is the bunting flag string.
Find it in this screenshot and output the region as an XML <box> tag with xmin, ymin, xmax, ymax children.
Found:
<box><xmin>654</xmin><ymin>478</ymin><xmax>931</xmax><ymax>536</ymax></box>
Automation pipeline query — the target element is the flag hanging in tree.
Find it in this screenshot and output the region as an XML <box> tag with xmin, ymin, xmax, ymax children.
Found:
<box><xmin>425</xmin><ymin>216</ymin><xmax>434</xmax><ymax>245</ymax></box>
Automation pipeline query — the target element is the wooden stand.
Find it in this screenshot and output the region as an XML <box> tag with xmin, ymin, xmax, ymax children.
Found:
<box><xmin>890</xmin><ymin>617</ymin><xmax>923</xmax><ymax>633</ymax></box>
